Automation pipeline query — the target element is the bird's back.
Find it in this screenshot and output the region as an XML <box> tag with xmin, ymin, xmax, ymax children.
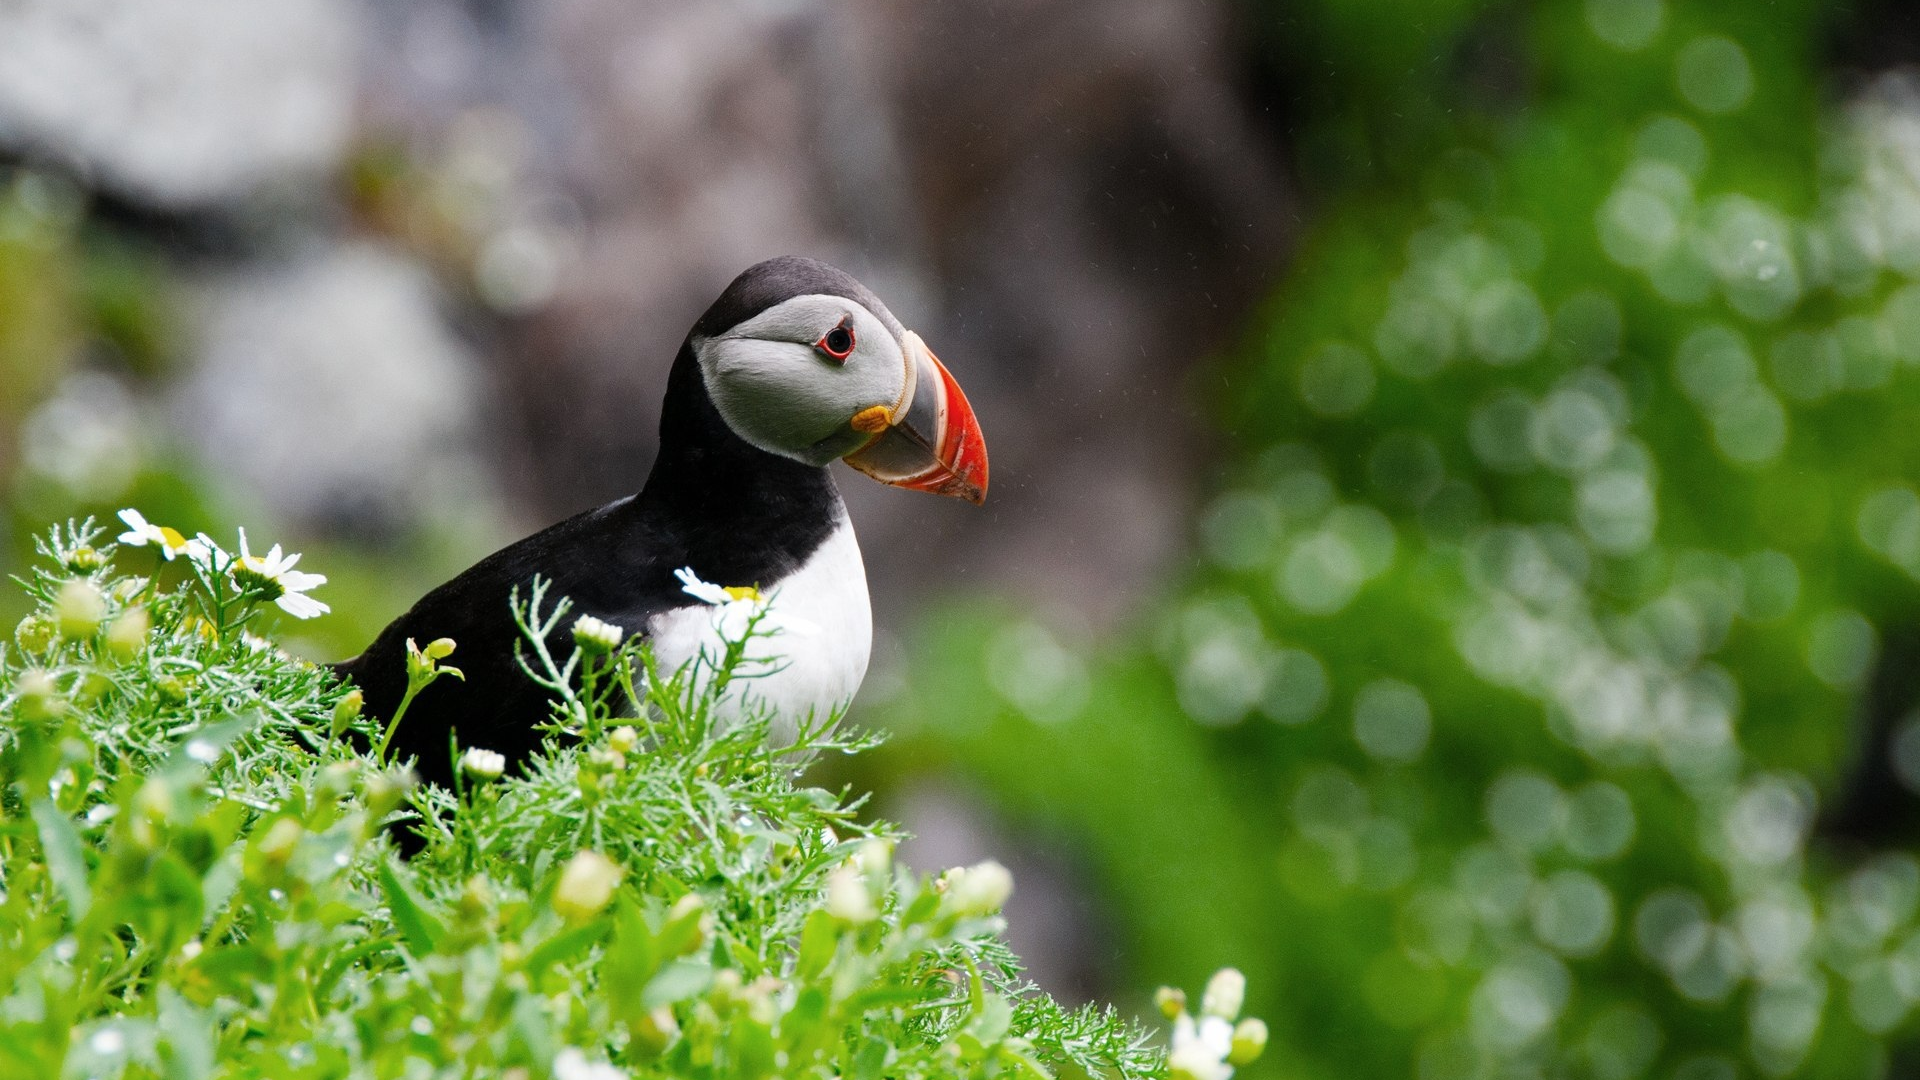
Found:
<box><xmin>337</xmin><ymin>464</ymin><xmax>850</xmax><ymax>788</ymax></box>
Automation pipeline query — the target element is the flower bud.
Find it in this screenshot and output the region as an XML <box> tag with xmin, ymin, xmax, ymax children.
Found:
<box><xmin>826</xmin><ymin>863</ymin><xmax>878</xmax><ymax>924</ymax></box>
<box><xmin>571</xmin><ymin>615</ymin><xmax>624</xmax><ymax>655</ymax></box>
<box><xmin>363</xmin><ymin>766</ymin><xmax>416</xmax><ymax>821</ymax></box>
<box><xmin>54</xmin><ymin>580</ymin><xmax>107</xmax><ymax>640</ymax></box>
<box><xmin>331</xmin><ymin>690</ymin><xmax>364</xmax><ymax>738</ymax></box>
<box><xmin>666</xmin><ymin>893</ymin><xmax>714</xmax><ymax>952</ymax></box>
<box><xmin>66</xmin><ymin>547</ymin><xmax>105</xmax><ymax>573</ymax></box>
<box><xmin>855</xmin><ymin>838</ymin><xmax>893</xmax><ymax>877</ymax></box>
<box><xmin>14</xmin><ymin>614</ymin><xmax>55</xmax><ymax>655</ymax></box>
<box><xmin>609</xmin><ymin>725</ymin><xmax>639</xmax><ymax>755</ymax></box>
<box><xmin>945</xmin><ymin>859</ymin><xmax>1013</xmax><ymax>917</ymax></box>
<box><xmin>15</xmin><ymin>668</ymin><xmax>63</xmax><ymax>722</ymax></box>
<box><xmin>157</xmin><ymin>675</ymin><xmax>190</xmax><ymax>705</ymax></box>
<box><xmin>1228</xmin><ymin>1018</ymin><xmax>1268</xmax><ymax>1066</ymax></box>
<box><xmin>134</xmin><ymin>776</ymin><xmax>174</xmax><ymax>822</ymax></box>
<box><xmin>461</xmin><ymin>747</ymin><xmax>506</xmax><ymax>782</ymax></box>
<box><xmin>1201</xmin><ymin>968</ymin><xmax>1245</xmax><ymax>1020</ymax></box>
<box><xmin>553</xmin><ymin>851</ymin><xmax>621</xmax><ymax>921</ymax></box>
<box><xmin>72</xmin><ymin>671</ymin><xmax>112</xmax><ymax>705</ymax></box>
<box><xmin>586</xmin><ymin>746</ymin><xmax>626</xmax><ymax>774</ymax></box>
<box><xmin>629</xmin><ymin>1005</ymin><xmax>680</xmax><ymax>1058</ymax></box>
<box><xmin>318</xmin><ymin>760</ymin><xmax>358</xmax><ymax>796</ymax></box>
<box><xmin>424</xmin><ymin>638</ymin><xmax>457</xmax><ymax>661</ymax></box>
<box><xmin>104</xmin><ymin>606</ymin><xmax>150</xmax><ymax>662</ymax></box>
<box><xmin>1155</xmin><ymin>986</ymin><xmax>1187</xmax><ymax>1020</ymax></box>
<box><xmin>130</xmin><ymin>777</ymin><xmax>173</xmax><ymax>850</ymax></box>
<box><xmin>459</xmin><ymin>874</ymin><xmax>495</xmax><ymax>920</ymax></box>
<box><xmin>1168</xmin><ymin>1039</ymin><xmax>1228</xmax><ymax>1080</ymax></box>
<box><xmin>255</xmin><ymin>817</ymin><xmax>303</xmax><ymax>870</ymax></box>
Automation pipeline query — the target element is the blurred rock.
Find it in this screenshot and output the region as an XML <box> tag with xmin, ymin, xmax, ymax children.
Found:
<box><xmin>174</xmin><ymin>242</ymin><xmax>492</xmax><ymax>537</ymax></box>
<box><xmin>0</xmin><ymin>0</ymin><xmax>359</xmax><ymax>208</ymax></box>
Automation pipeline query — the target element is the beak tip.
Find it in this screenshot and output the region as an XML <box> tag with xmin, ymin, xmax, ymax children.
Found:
<box><xmin>839</xmin><ymin>333</ymin><xmax>989</xmax><ymax>505</ymax></box>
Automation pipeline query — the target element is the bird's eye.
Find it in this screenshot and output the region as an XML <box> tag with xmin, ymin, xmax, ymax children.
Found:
<box><xmin>816</xmin><ymin>321</ymin><xmax>855</xmax><ymax>362</ymax></box>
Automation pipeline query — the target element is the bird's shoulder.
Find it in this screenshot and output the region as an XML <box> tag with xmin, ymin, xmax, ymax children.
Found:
<box><xmin>336</xmin><ymin>496</ymin><xmax>686</xmax><ymax>680</ymax></box>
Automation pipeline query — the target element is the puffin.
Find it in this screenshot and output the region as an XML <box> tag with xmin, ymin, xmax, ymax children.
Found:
<box><xmin>333</xmin><ymin>256</ymin><xmax>987</xmax><ymax>789</ymax></box>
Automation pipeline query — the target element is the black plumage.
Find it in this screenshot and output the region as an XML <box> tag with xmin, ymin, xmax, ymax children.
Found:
<box><xmin>333</xmin><ymin>257</ymin><xmax>894</xmax><ymax>789</ymax></box>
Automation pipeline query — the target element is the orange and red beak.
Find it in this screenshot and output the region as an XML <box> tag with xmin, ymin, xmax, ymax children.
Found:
<box><xmin>842</xmin><ymin>331</ymin><xmax>988</xmax><ymax>504</ymax></box>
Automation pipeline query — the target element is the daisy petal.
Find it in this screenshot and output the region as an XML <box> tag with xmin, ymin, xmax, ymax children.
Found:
<box><xmin>675</xmin><ymin>567</ymin><xmax>734</xmax><ymax>607</ymax></box>
<box><xmin>276</xmin><ymin>593</ymin><xmax>330</xmax><ymax>619</ymax></box>
<box><xmin>278</xmin><ymin>570</ymin><xmax>327</xmax><ymax>591</ymax></box>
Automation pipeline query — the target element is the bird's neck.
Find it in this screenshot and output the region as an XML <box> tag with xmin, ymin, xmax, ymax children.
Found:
<box><xmin>636</xmin><ymin>342</ymin><xmax>843</xmax><ymax>550</ymax></box>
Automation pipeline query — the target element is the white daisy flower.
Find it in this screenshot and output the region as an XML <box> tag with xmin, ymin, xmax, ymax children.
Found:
<box><xmin>673</xmin><ymin>569</ymin><xmax>741</xmax><ymax>608</ymax></box>
<box><xmin>673</xmin><ymin>567</ymin><xmax>816</xmax><ymax>639</ymax></box>
<box><xmin>116</xmin><ymin>508</ymin><xmax>207</xmax><ymax>562</ymax></box>
<box><xmin>571</xmin><ymin>614</ymin><xmax>624</xmax><ymax>654</ymax></box>
<box><xmin>230</xmin><ymin>527</ymin><xmax>330</xmax><ymax>619</ymax></box>
<box><xmin>460</xmin><ymin>747</ymin><xmax>506</xmax><ymax>782</ymax></box>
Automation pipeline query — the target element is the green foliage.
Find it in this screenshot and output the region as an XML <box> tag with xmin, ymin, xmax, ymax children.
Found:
<box><xmin>879</xmin><ymin>4</ymin><xmax>1920</xmax><ymax>1080</ymax></box>
<box><xmin>0</xmin><ymin>519</ymin><xmax>1176</xmax><ymax>1079</ymax></box>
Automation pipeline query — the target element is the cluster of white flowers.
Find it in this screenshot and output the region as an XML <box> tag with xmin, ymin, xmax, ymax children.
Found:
<box><xmin>117</xmin><ymin>508</ymin><xmax>329</xmax><ymax>618</ymax></box>
<box><xmin>1161</xmin><ymin>968</ymin><xmax>1267</xmax><ymax>1080</ymax></box>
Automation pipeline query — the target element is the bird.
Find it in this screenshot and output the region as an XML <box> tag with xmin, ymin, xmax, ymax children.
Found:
<box><xmin>332</xmin><ymin>256</ymin><xmax>987</xmax><ymax>789</ymax></box>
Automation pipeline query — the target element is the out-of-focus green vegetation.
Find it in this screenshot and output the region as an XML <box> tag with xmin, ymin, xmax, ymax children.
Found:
<box><xmin>876</xmin><ymin>2</ymin><xmax>1920</xmax><ymax>1078</ymax></box>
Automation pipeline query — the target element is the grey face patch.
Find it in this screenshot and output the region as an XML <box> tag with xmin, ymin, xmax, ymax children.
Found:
<box><xmin>693</xmin><ymin>294</ymin><xmax>910</xmax><ymax>466</ymax></box>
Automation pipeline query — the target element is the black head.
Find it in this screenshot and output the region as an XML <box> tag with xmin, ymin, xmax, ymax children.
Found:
<box><xmin>693</xmin><ymin>256</ymin><xmax>906</xmax><ymax>344</ymax></box>
<box><xmin>660</xmin><ymin>256</ymin><xmax>989</xmax><ymax>503</ymax></box>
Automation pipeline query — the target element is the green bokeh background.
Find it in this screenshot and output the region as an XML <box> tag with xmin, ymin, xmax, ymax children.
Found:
<box><xmin>871</xmin><ymin>2</ymin><xmax>1920</xmax><ymax>1078</ymax></box>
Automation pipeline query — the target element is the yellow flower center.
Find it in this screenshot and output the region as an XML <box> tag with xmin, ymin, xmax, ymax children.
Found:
<box><xmin>722</xmin><ymin>585</ymin><xmax>764</xmax><ymax>603</ymax></box>
<box><xmin>232</xmin><ymin>558</ymin><xmax>285</xmax><ymax>600</ymax></box>
<box><xmin>159</xmin><ymin>526</ymin><xmax>188</xmax><ymax>550</ymax></box>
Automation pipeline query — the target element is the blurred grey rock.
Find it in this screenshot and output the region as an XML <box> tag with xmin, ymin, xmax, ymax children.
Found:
<box><xmin>0</xmin><ymin>0</ymin><xmax>360</xmax><ymax>208</ymax></box>
<box><xmin>176</xmin><ymin>242</ymin><xmax>491</xmax><ymax>534</ymax></box>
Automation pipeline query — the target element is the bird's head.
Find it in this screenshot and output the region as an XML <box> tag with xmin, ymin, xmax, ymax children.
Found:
<box><xmin>688</xmin><ymin>257</ymin><xmax>988</xmax><ymax>504</ymax></box>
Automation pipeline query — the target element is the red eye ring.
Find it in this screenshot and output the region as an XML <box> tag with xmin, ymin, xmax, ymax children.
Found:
<box><xmin>816</xmin><ymin>320</ymin><xmax>856</xmax><ymax>363</ymax></box>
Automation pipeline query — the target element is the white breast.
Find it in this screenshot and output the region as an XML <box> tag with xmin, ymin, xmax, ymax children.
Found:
<box><xmin>646</xmin><ymin>513</ymin><xmax>871</xmax><ymax>740</ymax></box>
